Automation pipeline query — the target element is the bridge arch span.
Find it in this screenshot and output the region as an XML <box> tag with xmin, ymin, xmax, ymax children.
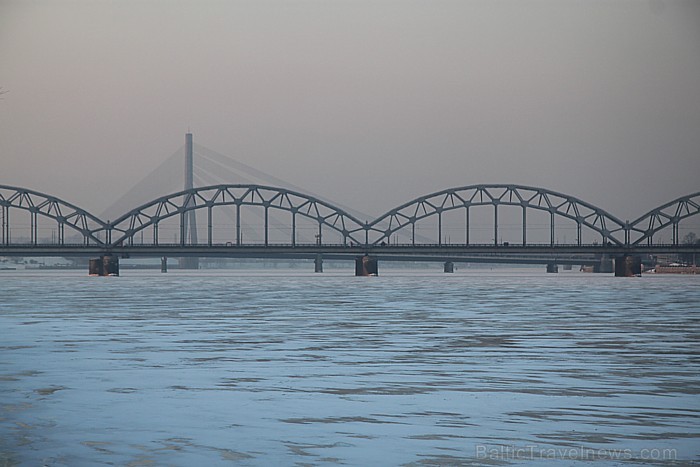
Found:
<box><xmin>367</xmin><ymin>184</ymin><xmax>627</xmax><ymax>246</ymax></box>
<box><xmin>629</xmin><ymin>192</ymin><xmax>700</xmax><ymax>246</ymax></box>
<box><xmin>0</xmin><ymin>185</ymin><xmax>106</xmax><ymax>246</ymax></box>
<box><xmin>105</xmin><ymin>184</ymin><xmax>366</xmax><ymax>247</ymax></box>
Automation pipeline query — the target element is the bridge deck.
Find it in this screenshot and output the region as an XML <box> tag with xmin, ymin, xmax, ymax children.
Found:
<box><xmin>1</xmin><ymin>243</ymin><xmax>698</xmax><ymax>261</ymax></box>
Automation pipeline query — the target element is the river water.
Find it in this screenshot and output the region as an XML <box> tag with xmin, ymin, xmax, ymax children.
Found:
<box><xmin>0</xmin><ymin>268</ymin><xmax>698</xmax><ymax>466</ymax></box>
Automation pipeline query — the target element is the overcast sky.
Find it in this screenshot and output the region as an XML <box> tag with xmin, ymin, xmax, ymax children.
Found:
<box><xmin>1</xmin><ymin>0</ymin><xmax>699</xmax><ymax>220</ymax></box>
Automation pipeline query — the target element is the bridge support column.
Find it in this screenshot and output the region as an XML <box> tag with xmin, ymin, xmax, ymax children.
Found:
<box><xmin>615</xmin><ymin>255</ymin><xmax>642</xmax><ymax>277</ymax></box>
<box><xmin>314</xmin><ymin>254</ymin><xmax>323</xmax><ymax>273</ymax></box>
<box><xmin>180</xmin><ymin>257</ymin><xmax>199</xmax><ymax>269</ymax></box>
<box><xmin>161</xmin><ymin>256</ymin><xmax>168</xmax><ymax>273</ymax></box>
<box><xmin>89</xmin><ymin>255</ymin><xmax>119</xmax><ymax>276</ymax></box>
<box><xmin>546</xmin><ymin>262</ymin><xmax>558</xmax><ymax>273</ymax></box>
<box><xmin>444</xmin><ymin>261</ymin><xmax>454</xmax><ymax>273</ymax></box>
<box><xmin>595</xmin><ymin>255</ymin><xmax>614</xmax><ymax>273</ymax></box>
<box><xmin>355</xmin><ymin>255</ymin><xmax>378</xmax><ymax>276</ymax></box>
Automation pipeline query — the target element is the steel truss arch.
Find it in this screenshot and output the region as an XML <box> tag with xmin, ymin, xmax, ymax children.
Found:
<box><xmin>0</xmin><ymin>185</ymin><xmax>106</xmax><ymax>245</ymax></box>
<box><xmin>104</xmin><ymin>184</ymin><xmax>366</xmax><ymax>247</ymax></box>
<box><xmin>628</xmin><ymin>192</ymin><xmax>700</xmax><ymax>246</ymax></box>
<box><xmin>368</xmin><ymin>184</ymin><xmax>627</xmax><ymax>246</ymax></box>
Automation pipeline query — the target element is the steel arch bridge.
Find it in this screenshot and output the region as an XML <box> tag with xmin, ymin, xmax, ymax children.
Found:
<box><xmin>99</xmin><ymin>184</ymin><xmax>367</xmax><ymax>248</ymax></box>
<box><xmin>366</xmin><ymin>184</ymin><xmax>628</xmax><ymax>246</ymax></box>
<box><xmin>0</xmin><ymin>185</ymin><xmax>106</xmax><ymax>246</ymax></box>
<box><xmin>628</xmin><ymin>192</ymin><xmax>700</xmax><ymax>246</ymax></box>
<box><xmin>1</xmin><ymin>183</ymin><xmax>699</xmax><ymax>250</ymax></box>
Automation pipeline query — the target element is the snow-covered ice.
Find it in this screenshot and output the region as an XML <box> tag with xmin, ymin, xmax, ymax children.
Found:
<box><xmin>1</xmin><ymin>270</ymin><xmax>698</xmax><ymax>465</ymax></box>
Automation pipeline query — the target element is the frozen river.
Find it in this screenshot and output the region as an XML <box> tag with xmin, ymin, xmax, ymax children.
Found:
<box><xmin>1</xmin><ymin>269</ymin><xmax>699</xmax><ymax>465</ymax></box>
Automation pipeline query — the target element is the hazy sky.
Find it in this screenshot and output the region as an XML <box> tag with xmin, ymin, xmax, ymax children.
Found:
<box><xmin>1</xmin><ymin>0</ymin><xmax>699</xmax><ymax>220</ymax></box>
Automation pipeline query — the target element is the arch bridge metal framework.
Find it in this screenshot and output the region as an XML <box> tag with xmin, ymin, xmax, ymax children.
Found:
<box><xmin>0</xmin><ymin>185</ymin><xmax>106</xmax><ymax>246</ymax></box>
<box><xmin>1</xmin><ymin>184</ymin><xmax>699</xmax><ymax>253</ymax></box>
<box><xmin>101</xmin><ymin>185</ymin><xmax>365</xmax><ymax>247</ymax></box>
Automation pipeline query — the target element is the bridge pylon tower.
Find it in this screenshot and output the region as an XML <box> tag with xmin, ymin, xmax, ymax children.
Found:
<box><xmin>181</xmin><ymin>132</ymin><xmax>199</xmax><ymax>269</ymax></box>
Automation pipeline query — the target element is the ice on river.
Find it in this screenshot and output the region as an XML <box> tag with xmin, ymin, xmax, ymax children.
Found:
<box><xmin>1</xmin><ymin>269</ymin><xmax>699</xmax><ymax>465</ymax></box>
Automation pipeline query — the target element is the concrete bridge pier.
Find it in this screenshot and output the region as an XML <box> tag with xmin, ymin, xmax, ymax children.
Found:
<box><xmin>180</xmin><ymin>257</ymin><xmax>199</xmax><ymax>269</ymax></box>
<box><xmin>314</xmin><ymin>254</ymin><xmax>323</xmax><ymax>273</ymax></box>
<box><xmin>595</xmin><ymin>254</ymin><xmax>614</xmax><ymax>273</ymax></box>
<box><xmin>615</xmin><ymin>254</ymin><xmax>642</xmax><ymax>277</ymax></box>
<box><xmin>161</xmin><ymin>257</ymin><xmax>168</xmax><ymax>273</ymax></box>
<box><xmin>355</xmin><ymin>255</ymin><xmax>378</xmax><ymax>276</ymax></box>
<box><xmin>546</xmin><ymin>262</ymin><xmax>559</xmax><ymax>273</ymax></box>
<box><xmin>444</xmin><ymin>261</ymin><xmax>454</xmax><ymax>273</ymax></box>
<box><xmin>89</xmin><ymin>255</ymin><xmax>119</xmax><ymax>276</ymax></box>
